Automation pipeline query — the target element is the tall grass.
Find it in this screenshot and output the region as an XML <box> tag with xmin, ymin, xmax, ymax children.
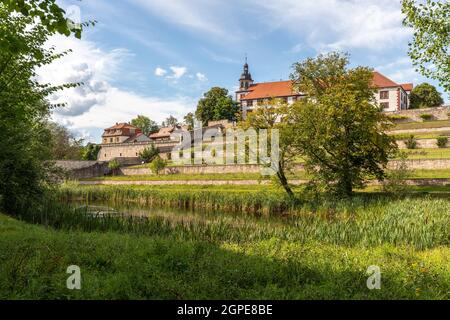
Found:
<box><xmin>17</xmin><ymin>186</ymin><xmax>450</xmax><ymax>250</ymax></box>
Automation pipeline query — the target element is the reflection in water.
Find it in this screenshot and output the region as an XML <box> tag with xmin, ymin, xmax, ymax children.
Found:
<box><xmin>68</xmin><ymin>199</ymin><xmax>292</xmax><ymax>229</ymax></box>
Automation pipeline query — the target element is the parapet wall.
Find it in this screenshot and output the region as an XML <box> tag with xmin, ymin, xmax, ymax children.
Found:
<box><xmin>391</xmin><ymin>105</ymin><xmax>450</xmax><ymax>121</ymax></box>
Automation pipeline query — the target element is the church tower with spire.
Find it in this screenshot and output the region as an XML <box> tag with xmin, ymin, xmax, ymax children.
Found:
<box><xmin>236</xmin><ymin>57</ymin><xmax>254</xmax><ymax>104</ymax></box>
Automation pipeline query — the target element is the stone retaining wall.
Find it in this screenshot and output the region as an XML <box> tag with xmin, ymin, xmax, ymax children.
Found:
<box><xmin>120</xmin><ymin>159</ymin><xmax>450</xmax><ymax>177</ymax></box>
<box><xmin>391</xmin><ymin>105</ymin><xmax>450</xmax><ymax>122</ymax></box>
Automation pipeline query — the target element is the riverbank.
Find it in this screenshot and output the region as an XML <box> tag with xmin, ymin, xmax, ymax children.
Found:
<box><xmin>1</xmin><ymin>203</ymin><xmax>449</xmax><ymax>299</ymax></box>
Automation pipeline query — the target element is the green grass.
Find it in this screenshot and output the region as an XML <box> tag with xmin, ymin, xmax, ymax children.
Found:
<box><xmin>82</xmin><ymin>172</ymin><xmax>311</xmax><ymax>182</ymax></box>
<box><xmin>80</xmin><ymin>169</ymin><xmax>450</xmax><ymax>182</ymax></box>
<box><xmin>393</xmin><ymin>119</ymin><xmax>450</xmax><ymax>131</ymax></box>
<box><xmin>2</xmin><ymin>190</ymin><xmax>449</xmax><ymax>300</ymax></box>
<box><xmin>1</xmin><ymin>213</ymin><xmax>448</xmax><ymax>299</ymax></box>
<box><xmin>401</xmin><ymin>148</ymin><xmax>450</xmax><ymax>160</ymax></box>
<box><xmin>390</xmin><ymin>131</ymin><xmax>450</xmax><ymax>140</ymax></box>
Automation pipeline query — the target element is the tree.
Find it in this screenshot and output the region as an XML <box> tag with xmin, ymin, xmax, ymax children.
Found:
<box><xmin>184</xmin><ymin>112</ymin><xmax>195</xmax><ymax>130</ymax></box>
<box><xmin>46</xmin><ymin>121</ymin><xmax>84</xmax><ymax>160</ymax></box>
<box><xmin>240</xmin><ymin>99</ymin><xmax>296</xmax><ymax>197</ymax></box>
<box><xmin>108</xmin><ymin>159</ymin><xmax>120</xmax><ymax>176</ymax></box>
<box><xmin>139</xmin><ymin>144</ymin><xmax>159</xmax><ymax>163</ymax></box>
<box><xmin>0</xmin><ymin>6</ymin><xmax>79</xmax><ymax>213</ymax></box>
<box><xmin>149</xmin><ymin>156</ymin><xmax>167</xmax><ymax>175</ymax></box>
<box><xmin>409</xmin><ymin>83</ymin><xmax>444</xmax><ymax>109</ymax></box>
<box><xmin>1</xmin><ymin>0</ymin><xmax>95</xmax><ymax>39</ymax></box>
<box><xmin>161</xmin><ymin>115</ymin><xmax>179</xmax><ymax>127</ymax></box>
<box><xmin>402</xmin><ymin>0</ymin><xmax>450</xmax><ymax>93</ymax></box>
<box><xmin>82</xmin><ymin>143</ymin><xmax>101</xmax><ymax>161</ymax></box>
<box><xmin>290</xmin><ymin>53</ymin><xmax>398</xmax><ymax>197</ymax></box>
<box><xmin>196</xmin><ymin>87</ymin><xmax>239</xmax><ymax>126</ymax></box>
<box><xmin>131</xmin><ymin>115</ymin><xmax>159</xmax><ymax>136</ymax></box>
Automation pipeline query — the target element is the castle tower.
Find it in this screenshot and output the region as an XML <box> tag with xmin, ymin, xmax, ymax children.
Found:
<box><xmin>236</xmin><ymin>57</ymin><xmax>254</xmax><ymax>103</ymax></box>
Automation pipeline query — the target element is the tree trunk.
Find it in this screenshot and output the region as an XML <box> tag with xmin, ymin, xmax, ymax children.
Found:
<box><xmin>277</xmin><ymin>161</ymin><xmax>295</xmax><ymax>198</ymax></box>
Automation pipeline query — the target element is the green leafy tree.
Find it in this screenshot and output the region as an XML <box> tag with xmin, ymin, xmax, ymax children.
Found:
<box><xmin>0</xmin><ymin>6</ymin><xmax>80</xmax><ymax>212</ymax></box>
<box><xmin>196</xmin><ymin>87</ymin><xmax>239</xmax><ymax>126</ymax></box>
<box><xmin>131</xmin><ymin>115</ymin><xmax>159</xmax><ymax>136</ymax></box>
<box><xmin>240</xmin><ymin>99</ymin><xmax>296</xmax><ymax>198</ymax></box>
<box><xmin>402</xmin><ymin>0</ymin><xmax>450</xmax><ymax>93</ymax></box>
<box><xmin>46</xmin><ymin>121</ymin><xmax>84</xmax><ymax>160</ymax></box>
<box><xmin>82</xmin><ymin>143</ymin><xmax>101</xmax><ymax>161</ymax></box>
<box><xmin>409</xmin><ymin>83</ymin><xmax>444</xmax><ymax>109</ymax></box>
<box><xmin>149</xmin><ymin>156</ymin><xmax>167</xmax><ymax>175</ymax></box>
<box><xmin>184</xmin><ymin>112</ymin><xmax>195</xmax><ymax>130</ymax></box>
<box><xmin>139</xmin><ymin>144</ymin><xmax>159</xmax><ymax>163</ymax></box>
<box><xmin>1</xmin><ymin>0</ymin><xmax>95</xmax><ymax>39</ymax></box>
<box><xmin>161</xmin><ymin>115</ymin><xmax>179</xmax><ymax>127</ymax></box>
<box><xmin>290</xmin><ymin>52</ymin><xmax>398</xmax><ymax>197</ymax></box>
<box><xmin>108</xmin><ymin>159</ymin><xmax>121</xmax><ymax>176</ymax></box>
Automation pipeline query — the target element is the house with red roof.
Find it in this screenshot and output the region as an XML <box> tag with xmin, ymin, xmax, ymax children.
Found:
<box><xmin>236</xmin><ymin>61</ymin><xmax>413</xmax><ymax>117</ymax></box>
<box><xmin>102</xmin><ymin>123</ymin><xmax>150</xmax><ymax>145</ymax></box>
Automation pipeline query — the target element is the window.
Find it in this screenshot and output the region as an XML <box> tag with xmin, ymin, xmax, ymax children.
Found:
<box><xmin>109</xmin><ymin>138</ymin><xmax>113</xmax><ymax>143</ymax></box>
<box><xmin>380</xmin><ymin>102</ymin><xmax>389</xmax><ymax>109</ymax></box>
<box><xmin>380</xmin><ymin>91</ymin><xmax>389</xmax><ymax>99</ymax></box>
<box><xmin>116</xmin><ymin>137</ymin><xmax>119</xmax><ymax>142</ymax></box>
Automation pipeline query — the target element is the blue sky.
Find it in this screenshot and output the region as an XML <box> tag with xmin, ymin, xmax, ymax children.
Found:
<box><xmin>38</xmin><ymin>0</ymin><xmax>448</xmax><ymax>143</ymax></box>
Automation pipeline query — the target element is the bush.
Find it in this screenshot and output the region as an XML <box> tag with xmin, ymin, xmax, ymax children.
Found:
<box><xmin>436</xmin><ymin>137</ymin><xmax>448</xmax><ymax>148</ymax></box>
<box><xmin>382</xmin><ymin>152</ymin><xmax>410</xmax><ymax>195</ymax></box>
<box><xmin>420</xmin><ymin>114</ymin><xmax>433</xmax><ymax>121</ymax></box>
<box><xmin>149</xmin><ymin>156</ymin><xmax>167</xmax><ymax>175</ymax></box>
<box><xmin>387</xmin><ymin>115</ymin><xmax>410</xmax><ymax>123</ymax></box>
<box><xmin>108</xmin><ymin>159</ymin><xmax>121</xmax><ymax>176</ymax></box>
<box><xmin>405</xmin><ymin>135</ymin><xmax>417</xmax><ymax>149</ymax></box>
<box><xmin>139</xmin><ymin>144</ymin><xmax>159</xmax><ymax>163</ymax></box>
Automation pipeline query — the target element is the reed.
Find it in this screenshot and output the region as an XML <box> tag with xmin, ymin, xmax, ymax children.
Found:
<box><xmin>18</xmin><ymin>187</ymin><xmax>450</xmax><ymax>250</ymax></box>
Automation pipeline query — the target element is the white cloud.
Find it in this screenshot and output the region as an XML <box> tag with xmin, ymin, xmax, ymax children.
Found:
<box><xmin>168</xmin><ymin>66</ymin><xmax>187</xmax><ymax>79</ymax></box>
<box><xmin>154</xmin><ymin>67</ymin><xmax>167</xmax><ymax>76</ymax></box>
<box><xmin>249</xmin><ymin>0</ymin><xmax>412</xmax><ymax>52</ymax></box>
<box><xmin>37</xmin><ymin>35</ymin><xmax>195</xmax><ymax>143</ymax></box>
<box><xmin>196</xmin><ymin>72</ymin><xmax>208</xmax><ymax>82</ymax></box>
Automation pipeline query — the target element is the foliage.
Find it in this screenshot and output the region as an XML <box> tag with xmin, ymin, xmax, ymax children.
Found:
<box><xmin>139</xmin><ymin>144</ymin><xmax>159</xmax><ymax>163</ymax></box>
<box><xmin>183</xmin><ymin>112</ymin><xmax>195</xmax><ymax>130</ymax></box>
<box><xmin>410</xmin><ymin>83</ymin><xmax>444</xmax><ymax>109</ymax></box>
<box><xmin>290</xmin><ymin>52</ymin><xmax>398</xmax><ymax>197</ymax></box>
<box><xmin>388</xmin><ymin>115</ymin><xmax>410</xmax><ymax>123</ymax></box>
<box><xmin>0</xmin><ymin>7</ymin><xmax>78</xmax><ymax>213</ymax></box>
<box><xmin>196</xmin><ymin>87</ymin><xmax>239</xmax><ymax>126</ymax></box>
<box><xmin>1</xmin><ymin>209</ymin><xmax>449</xmax><ymax>299</ymax></box>
<box><xmin>420</xmin><ymin>113</ymin><xmax>434</xmax><ymax>121</ymax></box>
<box><xmin>82</xmin><ymin>143</ymin><xmax>101</xmax><ymax>161</ymax></box>
<box><xmin>402</xmin><ymin>0</ymin><xmax>450</xmax><ymax>93</ymax></box>
<box><xmin>130</xmin><ymin>115</ymin><xmax>159</xmax><ymax>136</ymax></box>
<box><xmin>382</xmin><ymin>152</ymin><xmax>410</xmax><ymax>195</ymax></box>
<box><xmin>45</xmin><ymin>121</ymin><xmax>84</xmax><ymax>160</ymax></box>
<box><xmin>149</xmin><ymin>156</ymin><xmax>167</xmax><ymax>175</ymax></box>
<box><xmin>0</xmin><ymin>0</ymin><xmax>96</xmax><ymax>39</ymax></box>
<box><xmin>108</xmin><ymin>160</ymin><xmax>120</xmax><ymax>176</ymax></box>
<box><xmin>436</xmin><ymin>137</ymin><xmax>448</xmax><ymax>148</ymax></box>
<box><xmin>161</xmin><ymin>115</ymin><xmax>178</xmax><ymax>128</ymax></box>
<box><xmin>405</xmin><ymin>135</ymin><xmax>418</xmax><ymax>149</ymax></box>
<box><xmin>240</xmin><ymin>99</ymin><xmax>296</xmax><ymax>197</ymax></box>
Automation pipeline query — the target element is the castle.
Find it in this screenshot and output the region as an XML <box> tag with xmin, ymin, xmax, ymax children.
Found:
<box><xmin>98</xmin><ymin>61</ymin><xmax>414</xmax><ymax>162</ymax></box>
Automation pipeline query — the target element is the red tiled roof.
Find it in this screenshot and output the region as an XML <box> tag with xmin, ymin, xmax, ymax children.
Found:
<box><xmin>149</xmin><ymin>126</ymin><xmax>175</xmax><ymax>139</ymax></box>
<box><xmin>241</xmin><ymin>80</ymin><xmax>300</xmax><ymax>100</ymax></box>
<box><xmin>105</xmin><ymin>123</ymin><xmax>139</xmax><ymax>130</ymax></box>
<box><xmin>400</xmin><ymin>83</ymin><xmax>414</xmax><ymax>91</ymax></box>
<box><xmin>372</xmin><ymin>71</ymin><xmax>399</xmax><ymax>88</ymax></box>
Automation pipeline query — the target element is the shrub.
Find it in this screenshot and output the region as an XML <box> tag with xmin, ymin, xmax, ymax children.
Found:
<box><xmin>405</xmin><ymin>135</ymin><xmax>417</xmax><ymax>149</ymax></box>
<box><xmin>108</xmin><ymin>159</ymin><xmax>121</xmax><ymax>176</ymax></box>
<box><xmin>387</xmin><ymin>115</ymin><xmax>410</xmax><ymax>123</ymax></box>
<box><xmin>139</xmin><ymin>144</ymin><xmax>159</xmax><ymax>163</ymax></box>
<box><xmin>149</xmin><ymin>156</ymin><xmax>167</xmax><ymax>175</ymax></box>
<box><xmin>382</xmin><ymin>152</ymin><xmax>410</xmax><ymax>195</ymax></box>
<box><xmin>436</xmin><ymin>137</ymin><xmax>448</xmax><ymax>148</ymax></box>
<box><xmin>420</xmin><ymin>113</ymin><xmax>433</xmax><ymax>121</ymax></box>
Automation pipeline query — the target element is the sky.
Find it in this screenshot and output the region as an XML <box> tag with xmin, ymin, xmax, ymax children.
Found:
<box><xmin>37</xmin><ymin>0</ymin><xmax>449</xmax><ymax>143</ymax></box>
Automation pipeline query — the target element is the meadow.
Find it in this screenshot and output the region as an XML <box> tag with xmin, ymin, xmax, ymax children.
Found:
<box><xmin>0</xmin><ymin>184</ymin><xmax>448</xmax><ymax>299</ymax></box>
